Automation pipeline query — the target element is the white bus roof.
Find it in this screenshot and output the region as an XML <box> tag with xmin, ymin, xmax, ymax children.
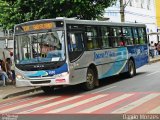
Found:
<box><xmin>15</xmin><ymin>17</ymin><xmax>146</xmax><ymax>28</ymax></box>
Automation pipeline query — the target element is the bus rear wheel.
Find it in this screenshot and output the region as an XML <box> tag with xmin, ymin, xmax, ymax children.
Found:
<box><xmin>83</xmin><ymin>68</ymin><xmax>97</xmax><ymax>90</ymax></box>
<box><xmin>127</xmin><ymin>59</ymin><xmax>136</xmax><ymax>78</ymax></box>
<box><xmin>41</xmin><ymin>86</ymin><xmax>55</xmax><ymax>94</ymax></box>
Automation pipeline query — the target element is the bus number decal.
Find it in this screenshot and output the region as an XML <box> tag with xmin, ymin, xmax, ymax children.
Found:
<box><xmin>48</xmin><ymin>70</ymin><xmax>56</xmax><ymax>75</ymax></box>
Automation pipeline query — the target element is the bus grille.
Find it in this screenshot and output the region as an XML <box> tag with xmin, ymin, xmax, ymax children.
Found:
<box><xmin>29</xmin><ymin>76</ymin><xmax>51</xmax><ymax>78</ymax></box>
<box><xmin>31</xmin><ymin>80</ymin><xmax>51</xmax><ymax>84</ymax></box>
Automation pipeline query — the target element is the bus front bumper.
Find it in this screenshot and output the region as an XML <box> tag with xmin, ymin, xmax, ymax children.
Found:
<box><xmin>16</xmin><ymin>76</ymin><xmax>70</xmax><ymax>87</ymax></box>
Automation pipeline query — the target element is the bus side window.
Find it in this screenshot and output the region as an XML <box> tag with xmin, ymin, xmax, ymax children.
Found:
<box><xmin>85</xmin><ymin>26</ymin><xmax>99</xmax><ymax>50</ymax></box>
<box><xmin>108</xmin><ymin>28</ymin><xmax>114</xmax><ymax>47</ymax></box>
<box><xmin>110</xmin><ymin>27</ymin><xmax>122</xmax><ymax>47</ymax></box>
<box><xmin>123</xmin><ymin>27</ymin><xmax>134</xmax><ymax>45</ymax></box>
<box><xmin>67</xmin><ymin>32</ymin><xmax>84</xmax><ymax>62</ymax></box>
<box><xmin>68</xmin><ymin>33</ymin><xmax>83</xmax><ymax>52</ymax></box>
<box><xmin>138</xmin><ymin>27</ymin><xmax>146</xmax><ymax>44</ymax></box>
<box><xmin>100</xmin><ymin>26</ymin><xmax>110</xmax><ymax>48</ymax></box>
<box><xmin>87</xmin><ymin>36</ymin><xmax>93</xmax><ymax>49</ymax></box>
<box><xmin>132</xmin><ymin>28</ymin><xmax>139</xmax><ymax>44</ymax></box>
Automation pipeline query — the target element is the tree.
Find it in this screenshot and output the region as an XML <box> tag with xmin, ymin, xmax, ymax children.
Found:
<box><xmin>0</xmin><ymin>0</ymin><xmax>116</xmax><ymax>29</ymax></box>
<box><xmin>0</xmin><ymin>1</ymin><xmax>11</xmax><ymax>27</ymax></box>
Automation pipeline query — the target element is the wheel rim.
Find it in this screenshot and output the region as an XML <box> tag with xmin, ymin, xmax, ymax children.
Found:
<box><xmin>86</xmin><ymin>70</ymin><xmax>94</xmax><ymax>88</ymax></box>
<box><xmin>129</xmin><ymin>61</ymin><xmax>134</xmax><ymax>76</ymax></box>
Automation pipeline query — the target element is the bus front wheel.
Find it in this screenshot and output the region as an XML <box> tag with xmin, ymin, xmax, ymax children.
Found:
<box><xmin>127</xmin><ymin>59</ymin><xmax>136</xmax><ymax>78</ymax></box>
<box><xmin>83</xmin><ymin>68</ymin><xmax>97</xmax><ymax>90</ymax></box>
<box><xmin>41</xmin><ymin>86</ymin><xmax>55</xmax><ymax>94</ymax></box>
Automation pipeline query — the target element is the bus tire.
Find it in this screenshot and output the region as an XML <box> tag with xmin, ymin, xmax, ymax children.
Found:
<box><xmin>41</xmin><ymin>86</ymin><xmax>55</xmax><ymax>94</ymax></box>
<box><xmin>83</xmin><ymin>68</ymin><xmax>97</xmax><ymax>90</ymax></box>
<box><xmin>127</xmin><ymin>59</ymin><xmax>136</xmax><ymax>78</ymax></box>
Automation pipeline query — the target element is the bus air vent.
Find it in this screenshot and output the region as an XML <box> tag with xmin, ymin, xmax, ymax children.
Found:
<box><xmin>31</xmin><ymin>80</ymin><xmax>51</xmax><ymax>84</ymax></box>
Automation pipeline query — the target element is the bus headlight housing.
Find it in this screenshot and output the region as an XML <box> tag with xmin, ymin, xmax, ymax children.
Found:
<box><xmin>61</xmin><ymin>72</ymin><xmax>69</xmax><ymax>76</ymax></box>
<box><xmin>16</xmin><ymin>74</ymin><xmax>23</xmax><ymax>79</ymax></box>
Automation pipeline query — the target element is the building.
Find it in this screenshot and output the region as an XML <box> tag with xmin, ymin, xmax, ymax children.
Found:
<box><xmin>0</xmin><ymin>27</ymin><xmax>6</xmax><ymax>48</ymax></box>
<box><xmin>153</xmin><ymin>0</ymin><xmax>160</xmax><ymax>42</ymax></box>
<box><xmin>155</xmin><ymin>0</ymin><xmax>160</xmax><ymax>32</ymax></box>
<box><xmin>104</xmin><ymin>0</ymin><xmax>157</xmax><ymax>43</ymax></box>
<box><xmin>0</xmin><ymin>27</ymin><xmax>13</xmax><ymax>51</ymax></box>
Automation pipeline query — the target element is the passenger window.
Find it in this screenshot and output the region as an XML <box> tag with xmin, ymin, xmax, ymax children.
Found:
<box><xmin>138</xmin><ymin>28</ymin><xmax>147</xmax><ymax>44</ymax></box>
<box><xmin>85</xmin><ymin>26</ymin><xmax>99</xmax><ymax>50</ymax></box>
<box><xmin>109</xmin><ymin>27</ymin><xmax>123</xmax><ymax>47</ymax></box>
<box><xmin>132</xmin><ymin>28</ymin><xmax>139</xmax><ymax>44</ymax></box>
<box><xmin>67</xmin><ymin>32</ymin><xmax>84</xmax><ymax>62</ymax></box>
<box><xmin>100</xmin><ymin>26</ymin><xmax>110</xmax><ymax>48</ymax></box>
<box><xmin>123</xmin><ymin>27</ymin><xmax>134</xmax><ymax>45</ymax></box>
<box><xmin>68</xmin><ymin>33</ymin><xmax>83</xmax><ymax>52</ymax></box>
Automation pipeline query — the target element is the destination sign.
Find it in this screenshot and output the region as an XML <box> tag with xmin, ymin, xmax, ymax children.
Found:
<box><xmin>22</xmin><ymin>22</ymin><xmax>55</xmax><ymax>32</ymax></box>
<box><xmin>15</xmin><ymin>21</ymin><xmax>64</xmax><ymax>34</ymax></box>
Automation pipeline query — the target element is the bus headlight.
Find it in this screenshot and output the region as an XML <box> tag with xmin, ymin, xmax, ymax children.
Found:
<box><xmin>16</xmin><ymin>74</ymin><xmax>23</xmax><ymax>79</ymax></box>
<box><xmin>62</xmin><ymin>72</ymin><xmax>69</xmax><ymax>76</ymax></box>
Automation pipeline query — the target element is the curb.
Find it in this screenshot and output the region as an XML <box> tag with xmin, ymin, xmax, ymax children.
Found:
<box><xmin>148</xmin><ymin>58</ymin><xmax>160</xmax><ymax>64</ymax></box>
<box><xmin>3</xmin><ymin>87</ymin><xmax>41</xmax><ymax>99</ymax></box>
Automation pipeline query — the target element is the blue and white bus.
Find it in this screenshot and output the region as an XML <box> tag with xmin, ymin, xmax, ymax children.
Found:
<box><xmin>14</xmin><ymin>18</ymin><xmax>148</xmax><ymax>93</ymax></box>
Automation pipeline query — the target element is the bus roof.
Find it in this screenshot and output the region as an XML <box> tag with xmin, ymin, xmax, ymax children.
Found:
<box><xmin>14</xmin><ymin>17</ymin><xmax>146</xmax><ymax>28</ymax></box>
<box><xmin>64</xmin><ymin>18</ymin><xmax>146</xmax><ymax>27</ymax></box>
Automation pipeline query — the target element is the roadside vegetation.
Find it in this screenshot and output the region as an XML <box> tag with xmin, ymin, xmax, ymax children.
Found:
<box><xmin>0</xmin><ymin>0</ymin><xmax>116</xmax><ymax>29</ymax></box>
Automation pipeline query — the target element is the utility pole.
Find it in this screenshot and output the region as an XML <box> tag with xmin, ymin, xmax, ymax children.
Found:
<box><xmin>120</xmin><ymin>0</ymin><xmax>125</xmax><ymax>22</ymax></box>
<box><xmin>120</xmin><ymin>0</ymin><xmax>131</xmax><ymax>22</ymax></box>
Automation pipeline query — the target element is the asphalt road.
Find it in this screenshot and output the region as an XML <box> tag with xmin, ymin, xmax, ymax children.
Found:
<box><xmin>0</xmin><ymin>62</ymin><xmax>160</xmax><ymax>120</ymax></box>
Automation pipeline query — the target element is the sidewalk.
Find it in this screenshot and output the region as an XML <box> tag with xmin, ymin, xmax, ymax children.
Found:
<box><xmin>149</xmin><ymin>55</ymin><xmax>160</xmax><ymax>63</ymax></box>
<box><xmin>0</xmin><ymin>55</ymin><xmax>160</xmax><ymax>100</ymax></box>
<box><xmin>0</xmin><ymin>85</ymin><xmax>41</xmax><ymax>100</ymax></box>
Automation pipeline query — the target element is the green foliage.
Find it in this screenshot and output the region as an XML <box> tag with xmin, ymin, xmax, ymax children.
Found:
<box><xmin>0</xmin><ymin>0</ymin><xmax>116</xmax><ymax>29</ymax></box>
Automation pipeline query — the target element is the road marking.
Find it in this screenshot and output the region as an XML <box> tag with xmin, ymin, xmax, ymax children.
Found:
<box><xmin>1</xmin><ymin>92</ymin><xmax>159</xmax><ymax>114</ymax></box>
<box><xmin>92</xmin><ymin>86</ymin><xmax>117</xmax><ymax>94</ymax></box>
<box><xmin>0</xmin><ymin>97</ymin><xmax>34</xmax><ymax>108</ymax></box>
<box><xmin>146</xmin><ymin>71</ymin><xmax>160</xmax><ymax>76</ymax></box>
<box><xmin>148</xmin><ymin>106</ymin><xmax>160</xmax><ymax>114</ymax></box>
<box><xmin>112</xmin><ymin>93</ymin><xmax>160</xmax><ymax>113</ymax></box>
<box><xmin>19</xmin><ymin>95</ymin><xmax>82</xmax><ymax>114</ymax></box>
<box><xmin>127</xmin><ymin>95</ymin><xmax>160</xmax><ymax>114</ymax></box>
<box><xmin>0</xmin><ymin>95</ymin><xmax>2</xmax><ymax>99</ymax></box>
<box><xmin>47</xmin><ymin>94</ymin><xmax>107</xmax><ymax>113</ymax></box>
<box><xmin>78</xmin><ymin>94</ymin><xmax>133</xmax><ymax>113</ymax></box>
<box><xmin>0</xmin><ymin>96</ymin><xmax>60</xmax><ymax>113</ymax></box>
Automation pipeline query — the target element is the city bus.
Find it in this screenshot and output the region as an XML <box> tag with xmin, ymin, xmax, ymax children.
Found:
<box><xmin>14</xmin><ymin>17</ymin><xmax>148</xmax><ymax>93</ymax></box>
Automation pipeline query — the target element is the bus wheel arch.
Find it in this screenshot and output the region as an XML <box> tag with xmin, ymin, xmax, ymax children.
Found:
<box><xmin>83</xmin><ymin>64</ymin><xmax>99</xmax><ymax>90</ymax></box>
<box><xmin>127</xmin><ymin>58</ymin><xmax>136</xmax><ymax>78</ymax></box>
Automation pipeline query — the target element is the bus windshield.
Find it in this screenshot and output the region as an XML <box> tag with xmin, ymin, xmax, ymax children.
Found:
<box><xmin>14</xmin><ymin>30</ymin><xmax>65</xmax><ymax>64</ymax></box>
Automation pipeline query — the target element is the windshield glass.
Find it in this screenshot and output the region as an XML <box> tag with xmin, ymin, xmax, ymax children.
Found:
<box><xmin>14</xmin><ymin>30</ymin><xmax>65</xmax><ymax>64</ymax></box>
